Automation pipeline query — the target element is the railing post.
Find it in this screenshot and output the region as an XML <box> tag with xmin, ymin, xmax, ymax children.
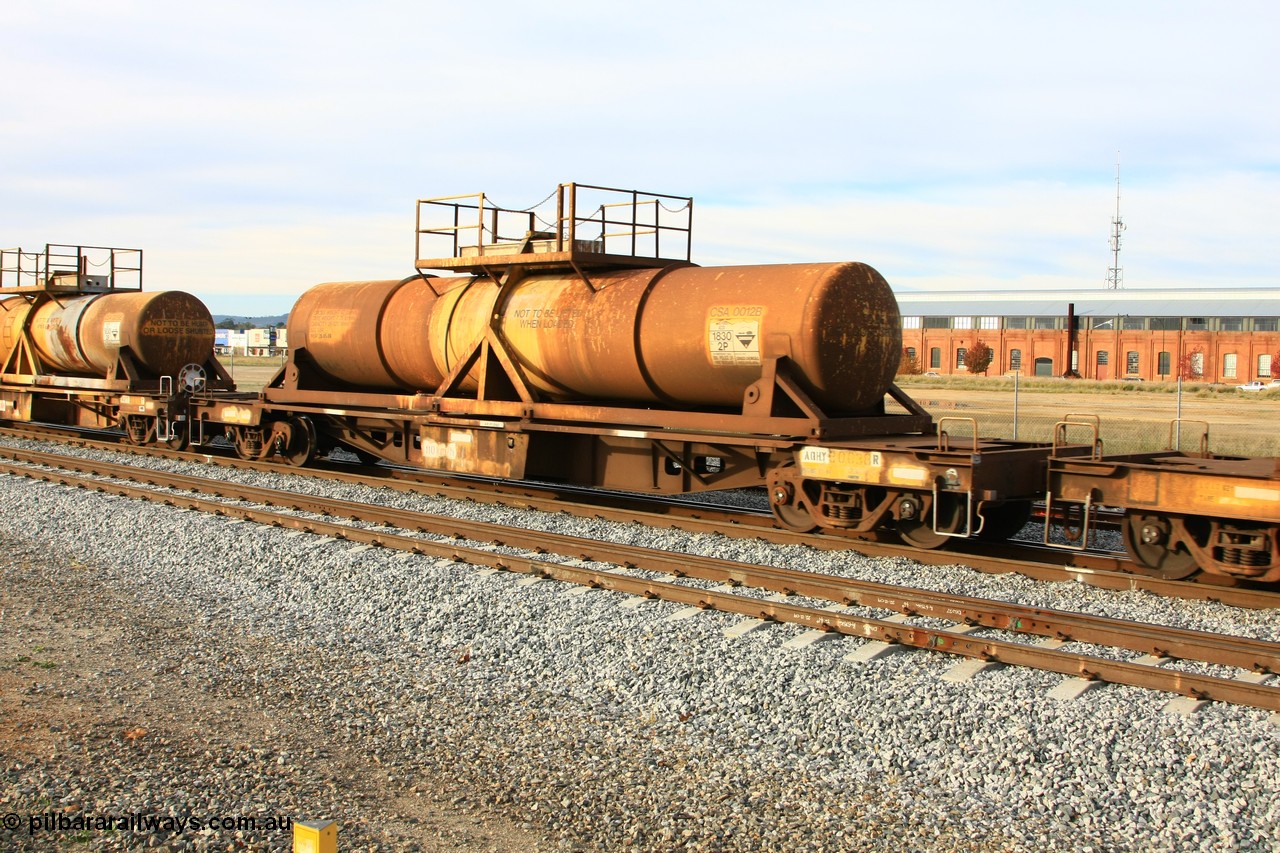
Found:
<box><xmin>566</xmin><ymin>183</ymin><xmax>576</xmax><ymax>249</ymax></box>
<box><xmin>556</xmin><ymin>184</ymin><xmax>565</xmax><ymax>251</ymax></box>
<box><xmin>630</xmin><ymin>189</ymin><xmax>638</xmax><ymax>257</ymax></box>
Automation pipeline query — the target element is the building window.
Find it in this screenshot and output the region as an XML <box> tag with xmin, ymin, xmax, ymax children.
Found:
<box><xmin>901</xmin><ymin>316</ymin><xmax>921</xmax><ymax>329</ymax></box>
<box><xmin>979</xmin><ymin>316</ymin><xmax>1000</xmax><ymax>330</ymax></box>
<box><xmin>1255</xmin><ymin>319</ymin><xmax>1279</xmax><ymax>332</ymax></box>
<box><xmin>1034</xmin><ymin>357</ymin><xmax>1053</xmax><ymax>376</ymax></box>
<box><xmin>1089</xmin><ymin>317</ymin><xmax>1115</xmax><ymax>330</ymax></box>
<box><xmin>1004</xmin><ymin>317</ymin><xmax>1028</xmax><ymax>330</ymax></box>
<box><xmin>1158</xmin><ymin>351</ymin><xmax>1172</xmax><ymax>376</ymax></box>
<box><xmin>1126</xmin><ymin>351</ymin><xmax>1140</xmax><ymax>374</ymax></box>
<box><xmin>1186</xmin><ymin>317</ymin><xmax>1208</xmax><ymax>331</ymax></box>
<box><xmin>952</xmin><ymin>317</ymin><xmax>973</xmax><ymax>330</ymax></box>
<box><xmin>1220</xmin><ymin>317</ymin><xmax>1244</xmax><ymax>331</ymax></box>
<box><xmin>1009</xmin><ymin>349</ymin><xmax>1022</xmax><ymax>371</ymax></box>
<box><xmin>1033</xmin><ymin>317</ymin><xmax>1057</xmax><ymax>329</ymax></box>
<box><xmin>924</xmin><ymin>317</ymin><xmax>950</xmax><ymax>329</ymax></box>
<box><xmin>1190</xmin><ymin>352</ymin><xmax>1204</xmax><ymax>376</ymax></box>
<box><xmin>930</xmin><ymin>347</ymin><xmax>942</xmax><ymax>369</ymax></box>
<box><xmin>956</xmin><ymin>347</ymin><xmax>967</xmax><ymax>369</ymax></box>
<box><xmin>1151</xmin><ymin>317</ymin><xmax>1181</xmax><ymax>331</ymax></box>
<box><xmin>1071</xmin><ymin>351</ymin><xmax>1079</xmax><ymax>371</ymax></box>
<box><xmin>1261</xmin><ymin>354</ymin><xmax>1273</xmax><ymax>378</ymax></box>
<box><xmin>1123</xmin><ymin>317</ymin><xmax>1146</xmax><ymax>330</ymax></box>
<box><xmin>1223</xmin><ymin>353</ymin><xmax>1238</xmax><ymax>378</ymax></box>
<box><xmin>1097</xmin><ymin>351</ymin><xmax>1109</xmax><ymax>365</ymax></box>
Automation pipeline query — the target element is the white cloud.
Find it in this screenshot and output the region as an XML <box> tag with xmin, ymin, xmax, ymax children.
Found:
<box><xmin>699</xmin><ymin>170</ymin><xmax>1280</xmax><ymax>291</ymax></box>
<box><xmin>0</xmin><ymin>1</ymin><xmax>1275</xmax><ymax>315</ymax></box>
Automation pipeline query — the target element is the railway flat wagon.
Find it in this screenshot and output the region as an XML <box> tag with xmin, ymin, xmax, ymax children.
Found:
<box><xmin>219</xmin><ymin>184</ymin><xmax>1068</xmax><ymax>547</ymax></box>
<box><xmin>0</xmin><ymin>244</ymin><xmax>235</xmax><ymax>445</ymax></box>
<box><xmin>1046</xmin><ymin>420</ymin><xmax>1280</xmax><ymax>582</ymax></box>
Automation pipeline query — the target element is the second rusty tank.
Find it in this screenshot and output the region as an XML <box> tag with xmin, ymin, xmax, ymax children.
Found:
<box><xmin>0</xmin><ymin>291</ymin><xmax>215</xmax><ymax>378</ymax></box>
<box><xmin>286</xmin><ymin>262</ymin><xmax>902</xmax><ymax>413</ymax></box>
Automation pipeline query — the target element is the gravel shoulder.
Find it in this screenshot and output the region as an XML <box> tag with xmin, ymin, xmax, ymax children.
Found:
<box><xmin>1</xmin><ymin>445</ymin><xmax>1279</xmax><ymax>852</ymax></box>
<box><xmin>0</xmin><ymin>532</ymin><xmax>546</xmax><ymax>852</ymax></box>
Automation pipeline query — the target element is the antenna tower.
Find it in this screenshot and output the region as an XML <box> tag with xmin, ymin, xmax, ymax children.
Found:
<box><xmin>1106</xmin><ymin>158</ymin><xmax>1125</xmax><ymax>289</ymax></box>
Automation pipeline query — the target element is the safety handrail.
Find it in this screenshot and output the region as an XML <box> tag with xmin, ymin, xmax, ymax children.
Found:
<box><xmin>415</xmin><ymin>183</ymin><xmax>693</xmax><ymax>266</ymax></box>
<box><xmin>0</xmin><ymin>244</ymin><xmax>142</xmax><ymax>291</ymax></box>
<box><xmin>1052</xmin><ymin>419</ymin><xmax>1103</xmax><ymax>460</ymax></box>
<box><xmin>936</xmin><ymin>417</ymin><xmax>979</xmax><ymax>452</ymax></box>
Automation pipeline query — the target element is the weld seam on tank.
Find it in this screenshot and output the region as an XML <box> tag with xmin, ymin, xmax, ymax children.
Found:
<box><xmin>631</xmin><ymin>261</ymin><xmax>697</xmax><ymax>408</ymax></box>
<box><xmin>437</xmin><ymin>277</ymin><xmax>487</xmax><ymax>381</ymax></box>
<box><xmin>797</xmin><ymin>268</ymin><xmax>827</xmax><ymax>403</ymax></box>
<box><xmin>69</xmin><ymin>293</ymin><xmax>104</xmax><ymax>374</ymax></box>
<box><xmin>35</xmin><ymin>295</ymin><xmax>70</xmax><ymax>372</ymax></box>
<box><xmin>41</xmin><ymin>293</ymin><xmax>97</xmax><ymax>374</ymax></box>
<box><xmin>372</xmin><ymin>275</ymin><xmax>422</xmax><ymax>391</ymax></box>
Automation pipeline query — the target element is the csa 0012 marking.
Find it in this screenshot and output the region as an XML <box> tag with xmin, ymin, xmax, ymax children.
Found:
<box><xmin>707</xmin><ymin>305</ymin><xmax>763</xmax><ymax>367</ymax></box>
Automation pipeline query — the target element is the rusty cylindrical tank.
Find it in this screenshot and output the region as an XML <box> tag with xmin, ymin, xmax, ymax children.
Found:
<box><xmin>0</xmin><ymin>291</ymin><xmax>214</xmax><ymax>378</ymax></box>
<box><xmin>286</xmin><ymin>262</ymin><xmax>902</xmax><ymax>413</ymax></box>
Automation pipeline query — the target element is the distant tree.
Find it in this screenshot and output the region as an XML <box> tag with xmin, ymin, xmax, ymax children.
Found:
<box><xmin>965</xmin><ymin>340</ymin><xmax>994</xmax><ymax>375</ymax></box>
<box><xmin>1179</xmin><ymin>346</ymin><xmax>1205</xmax><ymax>380</ymax></box>
<box><xmin>898</xmin><ymin>348</ymin><xmax>922</xmax><ymax>375</ymax></box>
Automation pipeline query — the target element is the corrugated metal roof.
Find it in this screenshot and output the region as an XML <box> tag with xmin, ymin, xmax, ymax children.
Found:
<box><xmin>891</xmin><ymin>288</ymin><xmax>1280</xmax><ymax>317</ymax></box>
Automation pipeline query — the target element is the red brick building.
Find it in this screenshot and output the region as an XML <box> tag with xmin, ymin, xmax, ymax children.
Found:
<box><xmin>894</xmin><ymin>289</ymin><xmax>1280</xmax><ymax>383</ymax></box>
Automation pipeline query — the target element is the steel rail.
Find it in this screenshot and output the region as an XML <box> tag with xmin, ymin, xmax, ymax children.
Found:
<box><xmin>3</xmin><ymin>449</ymin><xmax>1279</xmax><ymax>711</ymax></box>
<box><xmin>0</xmin><ymin>425</ymin><xmax>1276</xmax><ymax>609</ymax></box>
<box><xmin>4</xmin><ymin>446</ymin><xmax>1275</xmax><ymax>672</ymax></box>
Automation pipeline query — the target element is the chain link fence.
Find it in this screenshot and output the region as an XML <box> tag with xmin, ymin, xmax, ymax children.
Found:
<box><xmin>893</xmin><ymin>377</ymin><xmax>1279</xmax><ymax>457</ymax></box>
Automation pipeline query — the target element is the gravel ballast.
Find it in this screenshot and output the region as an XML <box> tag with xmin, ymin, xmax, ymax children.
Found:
<box><xmin>1</xmin><ymin>438</ymin><xmax>1279</xmax><ymax>852</ymax></box>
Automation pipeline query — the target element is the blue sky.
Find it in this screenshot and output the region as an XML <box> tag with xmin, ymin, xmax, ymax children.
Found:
<box><xmin>2</xmin><ymin>1</ymin><xmax>1276</xmax><ymax>316</ymax></box>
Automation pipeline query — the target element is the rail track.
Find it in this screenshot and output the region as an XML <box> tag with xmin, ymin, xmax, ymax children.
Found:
<box><xmin>0</xmin><ymin>423</ymin><xmax>1273</xmax><ymax>610</ymax></box>
<box><xmin>3</xmin><ymin>442</ymin><xmax>1279</xmax><ymax>713</ymax></box>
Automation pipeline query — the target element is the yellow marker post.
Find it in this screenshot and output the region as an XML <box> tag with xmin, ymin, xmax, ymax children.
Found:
<box><xmin>293</xmin><ymin>819</ymin><xmax>338</xmax><ymax>853</ymax></box>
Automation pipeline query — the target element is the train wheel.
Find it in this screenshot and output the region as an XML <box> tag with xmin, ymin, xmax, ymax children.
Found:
<box><xmin>768</xmin><ymin>477</ymin><xmax>818</xmax><ymax>533</ymax></box>
<box><xmin>897</xmin><ymin>494</ymin><xmax>965</xmax><ymax>550</ymax></box>
<box><xmin>1122</xmin><ymin>512</ymin><xmax>1200</xmax><ymax>579</ymax></box>
<box><xmin>280</xmin><ymin>416</ymin><xmax>317</xmax><ymax>467</ymax></box>
<box><xmin>977</xmin><ymin>500</ymin><xmax>1033</xmax><ymax>541</ymax></box>
<box><xmin>772</xmin><ymin>500</ymin><xmax>818</xmax><ymax>533</ymax></box>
